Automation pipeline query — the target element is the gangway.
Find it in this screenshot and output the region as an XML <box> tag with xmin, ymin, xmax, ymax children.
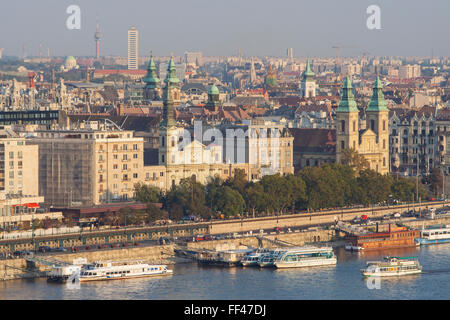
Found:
<box><xmin>256</xmin><ymin>236</ymin><xmax>295</xmax><ymax>248</ymax></box>
<box><xmin>25</xmin><ymin>256</ymin><xmax>72</xmax><ymax>267</ymax></box>
<box><xmin>335</xmin><ymin>221</ymin><xmax>368</xmax><ymax>236</ymax></box>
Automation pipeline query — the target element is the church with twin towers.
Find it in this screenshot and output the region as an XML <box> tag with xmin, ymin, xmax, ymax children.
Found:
<box><xmin>335</xmin><ymin>76</ymin><xmax>389</xmax><ymax>174</ymax></box>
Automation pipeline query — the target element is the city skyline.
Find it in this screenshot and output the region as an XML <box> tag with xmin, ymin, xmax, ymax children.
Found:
<box><xmin>1</xmin><ymin>0</ymin><xmax>450</xmax><ymax>58</ymax></box>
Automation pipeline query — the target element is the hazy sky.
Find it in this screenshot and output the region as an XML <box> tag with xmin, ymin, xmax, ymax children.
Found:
<box><xmin>1</xmin><ymin>0</ymin><xmax>449</xmax><ymax>58</ymax></box>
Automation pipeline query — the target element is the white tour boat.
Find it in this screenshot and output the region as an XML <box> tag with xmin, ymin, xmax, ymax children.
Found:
<box><xmin>240</xmin><ymin>248</ymin><xmax>269</xmax><ymax>267</ymax></box>
<box><xmin>274</xmin><ymin>246</ymin><xmax>337</xmax><ymax>268</ymax></box>
<box><xmin>79</xmin><ymin>260</ymin><xmax>173</xmax><ymax>282</ymax></box>
<box><xmin>257</xmin><ymin>248</ymin><xmax>286</xmax><ymax>268</ymax></box>
<box><xmin>415</xmin><ymin>224</ymin><xmax>450</xmax><ymax>245</ymax></box>
<box><xmin>361</xmin><ymin>256</ymin><xmax>422</xmax><ymax>277</ymax></box>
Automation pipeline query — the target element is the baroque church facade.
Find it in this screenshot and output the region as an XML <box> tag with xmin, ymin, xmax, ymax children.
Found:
<box><xmin>335</xmin><ymin>76</ymin><xmax>389</xmax><ymax>174</ymax></box>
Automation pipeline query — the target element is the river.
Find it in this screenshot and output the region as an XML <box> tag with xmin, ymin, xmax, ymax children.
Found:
<box><xmin>1</xmin><ymin>243</ymin><xmax>449</xmax><ymax>300</ymax></box>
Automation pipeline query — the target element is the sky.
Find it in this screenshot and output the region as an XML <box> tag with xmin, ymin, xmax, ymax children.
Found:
<box><xmin>1</xmin><ymin>0</ymin><xmax>449</xmax><ymax>58</ymax></box>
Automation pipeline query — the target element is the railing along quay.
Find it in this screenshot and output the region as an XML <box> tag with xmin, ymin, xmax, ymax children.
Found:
<box><xmin>0</xmin><ymin>201</ymin><xmax>445</xmax><ymax>251</ymax></box>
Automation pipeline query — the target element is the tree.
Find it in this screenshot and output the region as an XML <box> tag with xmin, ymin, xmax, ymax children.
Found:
<box><xmin>145</xmin><ymin>203</ymin><xmax>165</xmax><ymax>223</ymax></box>
<box><xmin>341</xmin><ymin>148</ymin><xmax>370</xmax><ymax>173</ymax></box>
<box><xmin>205</xmin><ymin>175</ymin><xmax>225</xmax><ymax>217</ymax></box>
<box><xmin>245</xmin><ymin>182</ymin><xmax>266</xmax><ymax>217</ymax></box>
<box><xmin>164</xmin><ymin>176</ymin><xmax>210</xmax><ymax>220</ymax></box>
<box><xmin>215</xmin><ymin>186</ymin><xmax>245</xmax><ymax>218</ymax></box>
<box><xmin>429</xmin><ymin>168</ymin><xmax>443</xmax><ymax>196</ymax></box>
<box><xmin>134</xmin><ymin>183</ymin><xmax>161</xmax><ymax>203</ymax></box>
<box><xmin>224</xmin><ymin>168</ymin><xmax>248</xmax><ymax>196</ymax></box>
<box><xmin>356</xmin><ymin>169</ymin><xmax>393</xmax><ymax>206</ymax></box>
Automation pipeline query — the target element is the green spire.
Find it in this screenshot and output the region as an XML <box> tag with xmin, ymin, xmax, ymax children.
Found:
<box><xmin>143</xmin><ymin>56</ymin><xmax>160</xmax><ymax>89</ymax></box>
<box><xmin>208</xmin><ymin>84</ymin><xmax>219</xmax><ymax>95</ymax></box>
<box><xmin>164</xmin><ymin>56</ymin><xmax>179</xmax><ymax>86</ymax></box>
<box><xmin>367</xmin><ymin>76</ymin><xmax>388</xmax><ymax>112</ymax></box>
<box><xmin>161</xmin><ymin>56</ymin><xmax>179</xmax><ymax>127</ymax></box>
<box><xmin>336</xmin><ymin>76</ymin><xmax>359</xmax><ymax>112</ymax></box>
<box><xmin>206</xmin><ymin>84</ymin><xmax>220</xmax><ymax>110</ymax></box>
<box><xmin>302</xmin><ymin>59</ymin><xmax>315</xmax><ymax>81</ymax></box>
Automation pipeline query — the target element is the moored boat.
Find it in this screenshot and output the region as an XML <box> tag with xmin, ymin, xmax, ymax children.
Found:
<box><xmin>47</xmin><ymin>265</ymin><xmax>82</xmax><ymax>283</ymax></box>
<box><xmin>79</xmin><ymin>260</ymin><xmax>172</xmax><ymax>282</ymax></box>
<box><xmin>361</xmin><ymin>256</ymin><xmax>422</xmax><ymax>277</ymax></box>
<box><xmin>274</xmin><ymin>246</ymin><xmax>337</xmax><ymax>268</ymax></box>
<box><xmin>415</xmin><ymin>224</ymin><xmax>450</xmax><ymax>245</ymax></box>
<box><xmin>257</xmin><ymin>248</ymin><xmax>285</xmax><ymax>268</ymax></box>
<box><xmin>240</xmin><ymin>248</ymin><xmax>268</xmax><ymax>267</ymax></box>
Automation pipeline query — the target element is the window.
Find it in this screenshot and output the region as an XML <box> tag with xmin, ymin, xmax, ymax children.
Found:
<box><xmin>113</xmin><ymin>154</ymin><xmax>118</xmax><ymax>159</ymax></box>
<box><xmin>9</xmin><ymin>152</ymin><xmax>13</xmax><ymax>159</ymax></box>
<box><xmin>133</xmin><ymin>144</ymin><xmax>138</xmax><ymax>150</ymax></box>
<box><xmin>133</xmin><ymin>154</ymin><xmax>138</xmax><ymax>159</ymax></box>
<box><xmin>113</xmin><ymin>164</ymin><xmax>118</xmax><ymax>169</ymax></box>
<box><xmin>370</xmin><ymin>120</ymin><xmax>375</xmax><ymax>131</ymax></box>
<box><xmin>383</xmin><ymin>120</ymin><xmax>386</xmax><ymax>131</ymax></box>
<box><xmin>123</xmin><ymin>154</ymin><xmax>128</xmax><ymax>160</ymax></box>
<box><xmin>123</xmin><ymin>164</ymin><xmax>128</xmax><ymax>170</ymax></box>
<box><xmin>353</xmin><ymin>121</ymin><xmax>356</xmax><ymax>132</ymax></box>
<box><xmin>341</xmin><ymin>141</ymin><xmax>345</xmax><ymax>150</ymax></box>
<box><xmin>133</xmin><ymin>173</ymin><xmax>138</xmax><ymax>179</ymax></box>
<box><xmin>18</xmin><ymin>151</ymin><xmax>22</xmax><ymax>159</ymax></box>
<box><xmin>341</xmin><ymin>120</ymin><xmax>345</xmax><ymax>133</ymax></box>
<box><xmin>123</xmin><ymin>144</ymin><xmax>128</xmax><ymax>151</ymax></box>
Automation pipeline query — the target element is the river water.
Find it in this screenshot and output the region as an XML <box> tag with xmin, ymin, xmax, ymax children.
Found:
<box><xmin>1</xmin><ymin>244</ymin><xmax>449</xmax><ymax>300</ymax></box>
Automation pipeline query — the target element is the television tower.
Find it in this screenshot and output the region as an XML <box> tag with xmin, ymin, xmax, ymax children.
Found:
<box><xmin>94</xmin><ymin>17</ymin><xmax>102</xmax><ymax>59</ymax></box>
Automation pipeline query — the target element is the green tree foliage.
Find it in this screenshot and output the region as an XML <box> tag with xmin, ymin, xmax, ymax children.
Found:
<box><xmin>164</xmin><ymin>177</ymin><xmax>210</xmax><ymax>220</ymax></box>
<box><xmin>341</xmin><ymin>148</ymin><xmax>370</xmax><ymax>173</ymax></box>
<box><xmin>215</xmin><ymin>186</ymin><xmax>245</xmax><ymax>218</ymax></box>
<box><xmin>355</xmin><ymin>169</ymin><xmax>393</xmax><ymax>206</ymax></box>
<box><xmin>429</xmin><ymin>168</ymin><xmax>443</xmax><ymax>196</ymax></box>
<box><xmin>245</xmin><ymin>182</ymin><xmax>266</xmax><ymax>217</ymax></box>
<box><xmin>147</xmin><ymin>165</ymin><xmax>432</xmax><ymax>222</ymax></box>
<box><xmin>134</xmin><ymin>183</ymin><xmax>161</xmax><ymax>203</ymax></box>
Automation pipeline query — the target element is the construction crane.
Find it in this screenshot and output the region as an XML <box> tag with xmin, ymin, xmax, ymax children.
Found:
<box><xmin>332</xmin><ymin>45</ymin><xmax>358</xmax><ymax>66</ymax></box>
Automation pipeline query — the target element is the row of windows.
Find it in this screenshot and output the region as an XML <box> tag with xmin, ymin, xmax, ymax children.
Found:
<box><xmin>99</xmin><ymin>154</ymin><xmax>138</xmax><ymax>161</ymax></box>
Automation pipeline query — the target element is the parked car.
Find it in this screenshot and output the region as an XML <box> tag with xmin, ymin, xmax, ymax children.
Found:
<box><xmin>38</xmin><ymin>246</ymin><xmax>51</xmax><ymax>253</ymax></box>
<box><xmin>52</xmin><ymin>247</ymin><xmax>67</xmax><ymax>252</ymax></box>
<box><xmin>215</xmin><ymin>234</ymin><xmax>226</xmax><ymax>240</ymax></box>
<box><xmin>194</xmin><ymin>234</ymin><xmax>205</xmax><ymax>241</ymax></box>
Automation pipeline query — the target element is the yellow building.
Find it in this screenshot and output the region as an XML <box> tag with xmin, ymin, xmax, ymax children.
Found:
<box><xmin>336</xmin><ymin>77</ymin><xmax>389</xmax><ymax>174</ymax></box>
<box><xmin>0</xmin><ymin>127</ymin><xmax>39</xmax><ymax>196</ymax></box>
<box><xmin>30</xmin><ymin>121</ymin><xmax>145</xmax><ymax>206</ymax></box>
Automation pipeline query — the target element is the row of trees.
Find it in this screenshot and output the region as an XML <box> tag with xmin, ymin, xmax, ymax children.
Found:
<box><xmin>134</xmin><ymin>162</ymin><xmax>430</xmax><ymax>222</ymax></box>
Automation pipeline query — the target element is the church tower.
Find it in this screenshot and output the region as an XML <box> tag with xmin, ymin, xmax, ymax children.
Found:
<box><xmin>205</xmin><ymin>84</ymin><xmax>221</xmax><ymax>112</ymax></box>
<box><xmin>143</xmin><ymin>55</ymin><xmax>160</xmax><ymax>101</ymax></box>
<box><xmin>159</xmin><ymin>56</ymin><xmax>183</xmax><ymax>166</ymax></box>
<box><xmin>366</xmin><ymin>76</ymin><xmax>389</xmax><ymax>172</ymax></box>
<box><xmin>300</xmin><ymin>59</ymin><xmax>316</xmax><ymax>98</ymax></box>
<box><xmin>264</xmin><ymin>64</ymin><xmax>277</xmax><ymax>89</ymax></box>
<box><xmin>336</xmin><ymin>76</ymin><xmax>359</xmax><ymax>164</ymax></box>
